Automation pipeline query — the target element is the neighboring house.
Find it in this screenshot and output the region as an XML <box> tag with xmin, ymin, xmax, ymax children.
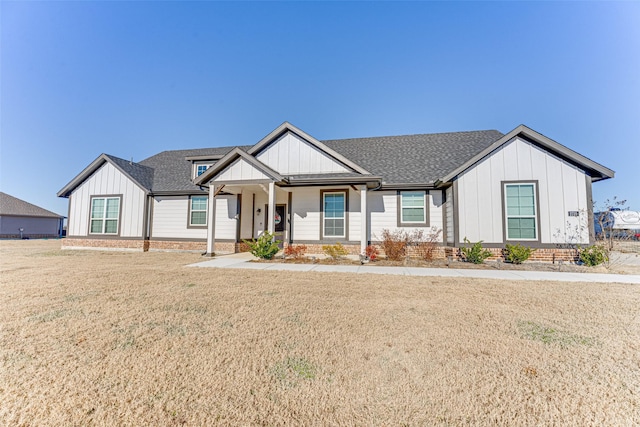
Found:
<box><xmin>58</xmin><ymin>122</ymin><xmax>614</xmax><ymax>260</ymax></box>
<box><xmin>0</xmin><ymin>192</ymin><xmax>65</xmax><ymax>239</ymax></box>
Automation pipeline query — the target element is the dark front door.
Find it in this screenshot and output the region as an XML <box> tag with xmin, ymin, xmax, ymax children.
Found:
<box><xmin>264</xmin><ymin>204</ymin><xmax>287</xmax><ymax>249</ymax></box>
<box><xmin>274</xmin><ymin>204</ymin><xmax>286</xmax><ymax>248</ymax></box>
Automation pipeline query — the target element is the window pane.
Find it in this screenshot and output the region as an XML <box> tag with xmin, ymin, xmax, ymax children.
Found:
<box><xmin>191</xmin><ymin>211</ymin><xmax>207</xmax><ymax>225</ymax></box>
<box><xmin>91</xmin><ymin>199</ymin><xmax>104</xmax><ymax>219</ymax></box>
<box><xmin>402</xmin><ymin>207</ymin><xmax>425</xmax><ymax>222</ymax></box>
<box><xmin>104</xmin><ymin>219</ymin><xmax>118</xmax><ymax>234</ymax></box>
<box><xmin>191</xmin><ymin>197</ymin><xmax>207</xmax><ymax>211</ymax></box>
<box><xmin>106</xmin><ymin>198</ymin><xmax>119</xmax><ymax>219</ymax></box>
<box><xmin>324</xmin><ymin>218</ymin><xmax>344</xmax><ymax>237</ymax></box>
<box><xmin>90</xmin><ymin>219</ymin><xmax>103</xmax><ymax>233</ymax></box>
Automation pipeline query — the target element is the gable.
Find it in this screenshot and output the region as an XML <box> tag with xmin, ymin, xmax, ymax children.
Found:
<box><xmin>256</xmin><ymin>131</ymin><xmax>351</xmax><ymax>175</ymax></box>
<box><xmin>213</xmin><ymin>157</ymin><xmax>272</xmax><ymax>182</ymax></box>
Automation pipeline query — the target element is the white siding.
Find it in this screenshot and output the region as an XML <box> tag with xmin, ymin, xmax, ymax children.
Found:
<box><xmin>67</xmin><ymin>162</ymin><xmax>145</xmax><ymax>237</ymax></box>
<box><xmin>456</xmin><ymin>137</ymin><xmax>589</xmax><ymax>244</ymax></box>
<box><xmin>214</xmin><ymin>195</ymin><xmax>238</xmax><ymax>240</ymax></box>
<box><xmin>151</xmin><ymin>196</ymin><xmax>207</xmax><ymax>240</ymax></box>
<box><xmin>256</xmin><ymin>131</ymin><xmax>350</xmax><ymax>175</ymax></box>
<box><xmin>239</xmin><ymin>191</ymin><xmax>254</xmax><ymax>240</ymax></box>
<box><xmin>291</xmin><ymin>187</ymin><xmax>321</xmax><ymax>241</ymax></box>
<box><xmin>446</xmin><ymin>187</ymin><xmax>454</xmax><ymax>244</ymax></box>
<box><xmin>214</xmin><ymin>158</ymin><xmax>270</xmax><ymax>182</ymax></box>
<box><xmin>369</xmin><ymin>190</ymin><xmax>443</xmax><ymax>242</ymax></box>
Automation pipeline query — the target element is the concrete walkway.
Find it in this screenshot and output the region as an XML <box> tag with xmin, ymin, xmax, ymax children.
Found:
<box><xmin>188</xmin><ymin>252</ymin><xmax>640</xmax><ymax>284</ymax></box>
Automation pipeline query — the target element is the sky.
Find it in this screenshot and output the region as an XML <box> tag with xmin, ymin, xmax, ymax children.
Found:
<box><xmin>1</xmin><ymin>1</ymin><xmax>639</xmax><ymax>217</ymax></box>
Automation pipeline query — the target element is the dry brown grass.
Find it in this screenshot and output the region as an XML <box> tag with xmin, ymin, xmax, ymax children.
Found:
<box><xmin>1</xmin><ymin>239</ymin><xmax>639</xmax><ymax>426</ymax></box>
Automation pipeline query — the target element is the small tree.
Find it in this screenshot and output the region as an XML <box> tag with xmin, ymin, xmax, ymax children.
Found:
<box><xmin>411</xmin><ymin>227</ymin><xmax>442</xmax><ymax>261</ymax></box>
<box><xmin>595</xmin><ymin>196</ymin><xmax>628</xmax><ymax>251</ymax></box>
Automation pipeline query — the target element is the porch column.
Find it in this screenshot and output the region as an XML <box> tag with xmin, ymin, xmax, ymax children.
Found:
<box><xmin>360</xmin><ymin>185</ymin><xmax>368</xmax><ymax>254</ymax></box>
<box><xmin>267</xmin><ymin>181</ymin><xmax>276</xmax><ymax>237</ymax></box>
<box><xmin>206</xmin><ymin>185</ymin><xmax>217</xmax><ymax>255</ymax></box>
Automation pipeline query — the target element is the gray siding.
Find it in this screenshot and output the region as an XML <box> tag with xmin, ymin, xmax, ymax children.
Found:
<box><xmin>0</xmin><ymin>216</ymin><xmax>60</xmax><ymax>237</ymax></box>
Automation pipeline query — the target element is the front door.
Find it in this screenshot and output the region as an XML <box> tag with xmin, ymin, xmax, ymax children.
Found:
<box><xmin>264</xmin><ymin>204</ymin><xmax>287</xmax><ymax>248</ymax></box>
<box><xmin>274</xmin><ymin>204</ymin><xmax>286</xmax><ymax>248</ymax></box>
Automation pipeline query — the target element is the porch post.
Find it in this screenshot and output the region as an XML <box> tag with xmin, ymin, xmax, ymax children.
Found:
<box><xmin>206</xmin><ymin>184</ymin><xmax>217</xmax><ymax>255</ymax></box>
<box><xmin>267</xmin><ymin>181</ymin><xmax>276</xmax><ymax>237</ymax></box>
<box><xmin>360</xmin><ymin>185</ymin><xmax>368</xmax><ymax>254</ymax></box>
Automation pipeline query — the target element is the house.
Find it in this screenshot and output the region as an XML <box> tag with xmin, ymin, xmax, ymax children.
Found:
<box><xmin>0</xmin><ymin>192</ymin><xmax>65</xmax><ymax>239</ymax></box>
<box><xmin>57</xmin><ymin>122</ymin><xmax>614</xmax><ymax>260</ymax></box>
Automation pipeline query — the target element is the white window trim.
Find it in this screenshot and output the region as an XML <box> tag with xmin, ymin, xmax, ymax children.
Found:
<box><xmin>323</xmin><ymin>191</ymin><xmax>346</xmax><ymax>239</ymax></box>
<box><xmin>89</xmin><ymin>196</ymin><xmax>120</xmax><ymax>235</ymax></box>
<box><xmin>194</xmin><ymin>163</ymin><xmax>212</xmax><ymax>179</ymax></box>
<box><xmin>400</xmin><ymin>191</ymin><xmax>427</xmax><ymax>224</ymax></box>
<box><xmin>504</xmin><ymin>182</ymin><xmax>538</xmax><ymax>241</ymax></box>
<box><xmin>189</xmin><ymin>196</ymin><xmax>208</xmax><ymax>227</ymax></box>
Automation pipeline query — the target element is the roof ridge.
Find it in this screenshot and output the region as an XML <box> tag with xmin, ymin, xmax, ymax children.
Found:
<box><xmin>321</xmin><ymin>129</ymin><xmax>503</xmax><ymax>143</ymax></box>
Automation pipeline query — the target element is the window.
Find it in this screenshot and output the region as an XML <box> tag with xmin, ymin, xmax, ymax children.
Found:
<box><xmin>323</xmin><ymin>192</ymin><xmax>345</xmax><ymax>238</ymax></box>
<box><xmin>90</xmin><ymin>197</ymin><xmax>120</xmax><ymax>234</ymax></box>
<box><xmin>189</xmin><ymin>196</ymin><xmax>208</xmax><ymax>226</ymax></box>
<box><xmin>400</xmin><ymin>191</ymin><xmax>427</xmax><ymax>224</ymax></box>
<box><xmin>196</xmin><ymin>164</ymin><xmax>209</xmax><ymax>177</ymax></box>
<box><xmin>504</xmin><ymin>183</ymin><xmax>538</xmax><ymax>240</ymax></box>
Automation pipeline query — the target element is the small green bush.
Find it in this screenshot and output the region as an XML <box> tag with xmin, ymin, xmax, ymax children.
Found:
<box><xmin>578</xmin><ymin>244</ymin><xmax>609</xmax><ymax>267</ymax></box>
<box><xmin>504</xmin><ymin>243</ymin><xmax>535</xmax><ymax>264</ymax></box>
<box><xmin>243</xmin><ymin>232</ymin><xmax>281</xmax><ymax>260</ymax></box>
<box><xmin>460</xmin><ymin>237</ymin><xmax>492</xmax><ymax>264</ymax></box>
<box><xmin>322</xmin><ymin>242</ymin><xmax>349</xmax><ymax>259</ymax></box>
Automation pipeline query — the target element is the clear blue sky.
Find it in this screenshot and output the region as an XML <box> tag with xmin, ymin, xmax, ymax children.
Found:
<box><xmin>2</xmin><ymin>1</ymin><xmax>638</xmax><ymax>216</ymax></box>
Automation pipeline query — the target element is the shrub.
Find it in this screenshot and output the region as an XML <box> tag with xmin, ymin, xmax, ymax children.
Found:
<box><xmin>322</xmin><ymin>242</ymin><xmax>349</xmax><ymax>259</ymax></box>
<box><xmin>365</xmin><ymin>245</ymin><xmax>379</xmax><ymax>261</ymax></box>
<box><xmin>380</xmin><ymin>229</ymin><xmax>408</xmax><ymax>261</ymax></box>
<box><xmin>459</xmin><ymin>237</ymin><xmax>492</xmax><ymax>264</ymax></box>
<box><xmin>243</xmin><ymin>232</ymin><xmax>281</xmax><ymax>260</ymax></box>
<box><xmin>284</xmin><ymin>244</ymin><xmax>307</xmax><ymax>260</ymax></box>
<box><xmin>411</xmin><ymin>228</ymin><xmax>442</xmax><ymax>261</ymax></box>
<box><xmin>578</xmin><ymin>244</ymin><xmax>609</xmax><ymax>266</ymax></box>
<box><xmin>504</xmin><ymin>243</ymin><xmax>535</xmax><ymax>264</ymax></box>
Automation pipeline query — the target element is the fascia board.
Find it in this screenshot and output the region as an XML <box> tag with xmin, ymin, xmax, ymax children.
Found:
<box><xmin>57</xmin><ymin>154</ymin><xmax>152</xmax><ymax>197</ymax></box>
<box><xmin>439</xmin><ymin>125</ymin><xmax>615</xmax><ymax>183</ymax></box>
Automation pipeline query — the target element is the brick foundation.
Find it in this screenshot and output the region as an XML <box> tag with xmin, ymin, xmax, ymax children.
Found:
<box><xmin>147</xmin><ymin>240</ymin><xmax>207</xmax><ymax>252</ymax></box>
<box><xmin>61</xmin><ymin>237</ymin><xmax>582</xmax><ymax>262</ymax></box>
<box><xmin>62</xmin><ymin>238</ymin><xmax>146</xmax><ymax>251</ymax></box>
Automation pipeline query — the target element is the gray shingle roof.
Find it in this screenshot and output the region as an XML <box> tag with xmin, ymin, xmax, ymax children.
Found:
<box><xmin>104</xmin><ymin>154</ymin><xmax>155</xmax><ymax>191</ymax></box>
<box><xmin>131</xmin><ymin>130</ymin><xmax>504</xmax><ymax>191</ymax></box>
<box><xmin>139</xmin><ymin>146</ymin><xmax>251</xmax><ymax>192</ymax></box>
<box><xmin>323</xmin><ymin>130</ymin><xmax>504</xmax><ymax>184</ymax></box>
<box><xmin>0</xmin><ymin>192</ymin><xmax>64</xmax><ymax>218</ymax></box>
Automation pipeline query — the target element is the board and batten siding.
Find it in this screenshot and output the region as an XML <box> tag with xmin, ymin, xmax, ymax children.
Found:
<box><xmin>445</xmin><ymin>187</ymin><xmax>454</xmax><ymax>244</ymax></box>
<box><xmin>213</xmin><ymin>158</ymin><xmax>271</xmax><ymax>182</ymax></box>
<box><xmin>256</xmin><ymin>131</ymin><xmax>350</xmax><ymax>175</ymax></box>
<box><xmin>456</xmin><ymin>136</ymin><xmax>589</xmax><ymax>244</ymax></box>
<box><xmin>67</xmin><ymin>162</ymin><xmax>145</xmax><ymax>237</ymax></box>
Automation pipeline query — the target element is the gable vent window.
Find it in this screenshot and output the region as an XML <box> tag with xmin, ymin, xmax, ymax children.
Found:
<box><xmin>189</xmin><ymin>196</ymin><xmax>208</xmax><ymax>226</ymax></box>
<box><xmin>90</xmin><ymin>197</ymin><xmax>120</xmax><ymax>235</ymax></box>
<box><xmin>504</xmin><ymin>183</ymin><xmax>538</xmax><ymax>240</ymax></box>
